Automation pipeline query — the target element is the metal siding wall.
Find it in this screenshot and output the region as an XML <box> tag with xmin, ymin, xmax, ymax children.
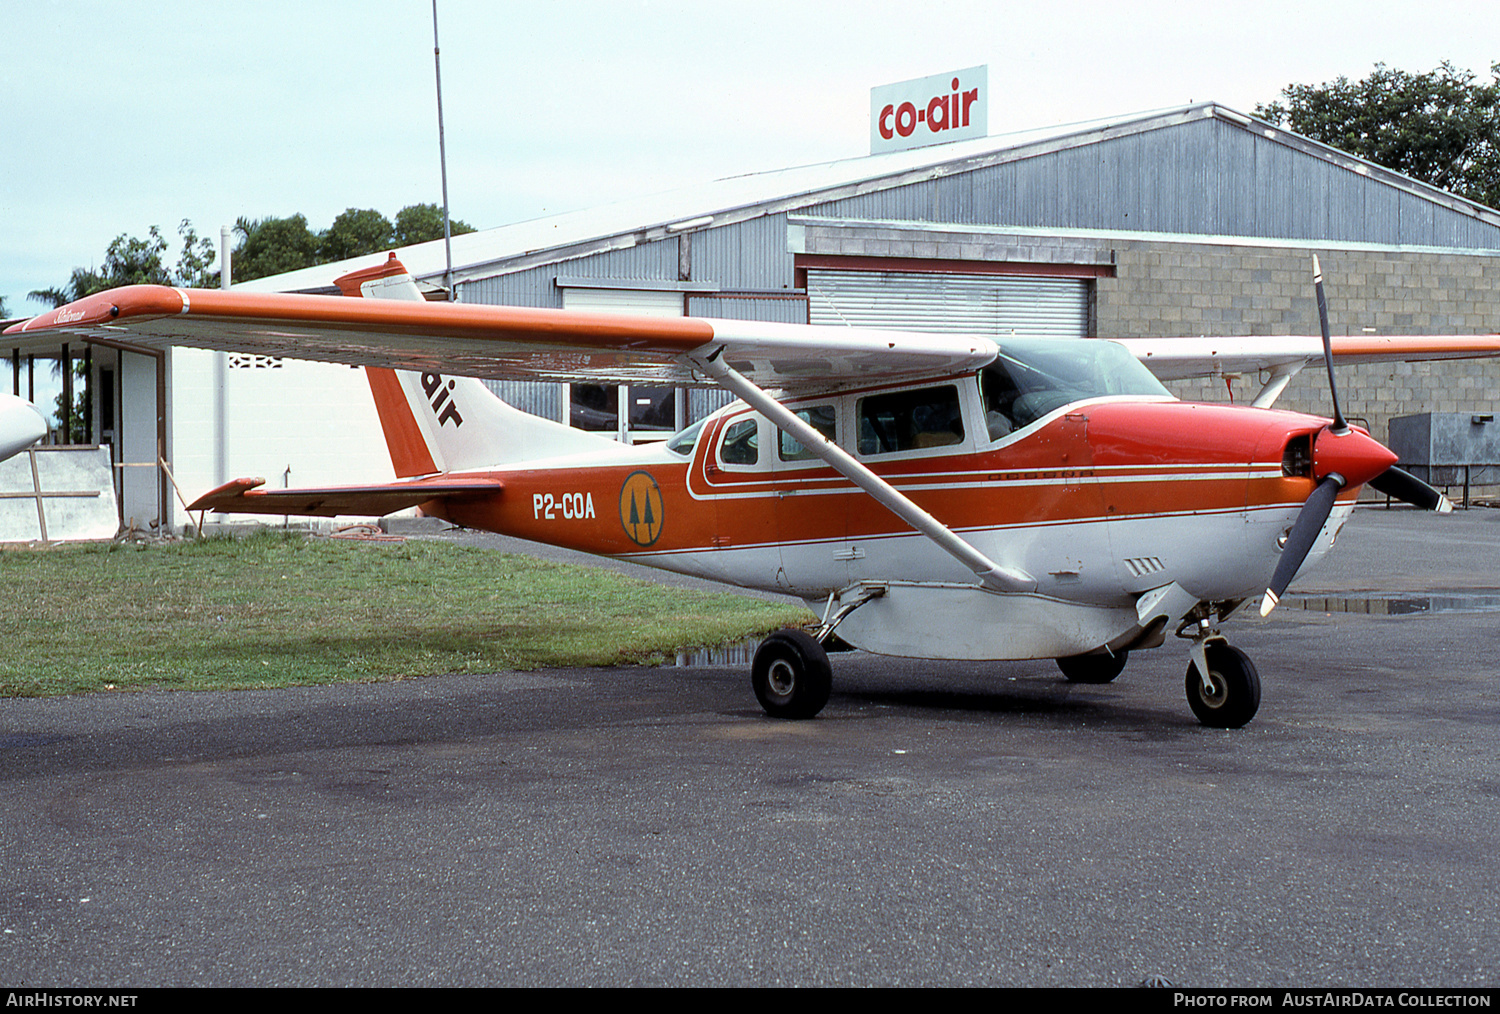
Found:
<box><xmin>686</xmin><ymin>295</ymin><xmax>807</xmax><ymax>323</ymax></box>
<box><xmin>815</xmin><ymin>180</ymin><xmax>940</xmax><ymax>223</ymax></box>
<box><xmin>1218</xmin><ymin>127</ymin><xmax>1257</xmax><ymax>229</ymax></box>
<box><xmin>692</xmin><ymin>215</ymin><xmax>796</xmax><ymax>290</ymax></box>
<box><xmin>461</xmin><ymin>265</ymin><xmax>563</xmax><ymax>308</ymax></box>
<box><xmin>1400</xmin><ymin>191</ymin><xmax>1436</xmax><ymax>244</ymax></box>
<box><xmin>806</xmin><ymin>117</ymin><xmax>1500</xmax><ymax>249</ymax></box>
<box><xmin>481</xmin><ymin>379</ymin><xmax>562</xmax><ymax>419</ymax></box>
<box><xmin>562</xmin><ymin>239</ymin><xmax>680</xmax><ymax>281</ymax></box>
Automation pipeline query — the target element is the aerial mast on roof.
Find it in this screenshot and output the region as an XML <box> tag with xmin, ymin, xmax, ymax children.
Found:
<box><xmin>432</xmin><ymin>0</ymin><xmax>455</xmax><ymax>300</ymax></box>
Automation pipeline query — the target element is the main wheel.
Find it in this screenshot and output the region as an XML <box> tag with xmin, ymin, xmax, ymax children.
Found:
<box><xmin>751</xmin><ymin>629</ymin><xmax>832</xmax><ymax>719</ymax></box>
<box><xmin>1057</xmin><ymin>651</ymin><xmax>1128</xmax><ymax>684</ymax></box>
<box><xmin>1185</xmin><ymin>643</ymin><xmax>1261</xmax><ymax>728</ymax></box>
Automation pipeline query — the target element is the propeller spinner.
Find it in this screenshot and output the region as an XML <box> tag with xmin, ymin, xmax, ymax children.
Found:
<box><xmin>1260</xmin><ymin>257</ymin><xmax>1454</xmax><ymax>617</ymax></box>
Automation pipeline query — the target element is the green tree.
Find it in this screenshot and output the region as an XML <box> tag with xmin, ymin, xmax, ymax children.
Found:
<box><xmin>231</xmin><ymin>214</ymin><xmax>322</xmax><ymax>283</ymax></box>
<box><xmin>1255</xmin><ymin>62</ymin><xmax>1500</xmax><ymax>208</ymax></box>
<box><xmin>174</xmin><ymin>220</ymin><xmax>217</xmax><ymax>288</ymax></box>
<box><xmin>29</xmin><ymin>220</ymin><xmax>215</xmax><ymax>307</ymax></box>
<box><xmin>392</xmin><ymin>202</ymin><xmax>476</xmax><ymax>246</ymax></box>
<box><xmin>28</xmin><ymin>221</ymin><xmax>214</xmax><ymax>440</ymax></box>
<box><xmin>319</xmin><ymin>208</ymin><xmax>395</xmax><ymax>263</ymax></box>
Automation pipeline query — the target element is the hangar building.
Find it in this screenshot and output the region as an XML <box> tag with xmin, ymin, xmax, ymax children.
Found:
<box><xmin>15</xmin><ymin>102</ymin><xmax>1500</xmax><ymax>530</ymax></box>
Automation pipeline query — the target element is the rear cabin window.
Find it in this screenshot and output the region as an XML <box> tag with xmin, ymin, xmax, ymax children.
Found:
<box><xmin>778</xmin><ymin>405</ymin><xmax>837</xmax><ymax>462</ymax></box>
<box><xmin>857</xmin><ymin>386</ymin><xmax>964</xmax><ymax>456</ymax></box>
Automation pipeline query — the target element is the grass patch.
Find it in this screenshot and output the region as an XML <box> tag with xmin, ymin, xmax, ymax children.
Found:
<box><xmin>0</xmin><ymin>531</ymin><xmax>814</xmax><ymax>697</ymax></box>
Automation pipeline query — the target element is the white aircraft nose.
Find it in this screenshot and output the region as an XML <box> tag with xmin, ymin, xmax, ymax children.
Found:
<box><xmin>0</xmin><ymin>394</ymin><xmax>48</xmax><ymax>462</ymax></box>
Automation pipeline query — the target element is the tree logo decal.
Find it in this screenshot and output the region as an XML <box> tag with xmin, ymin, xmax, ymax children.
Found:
<box><xmin>618</xmin><ymin>471</ymin><xmax>664</xmax><ymax>547</ymax></box>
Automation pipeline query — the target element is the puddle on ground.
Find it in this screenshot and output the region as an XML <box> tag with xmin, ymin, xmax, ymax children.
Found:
<box><xmin>674</xmin><ymin>639</ymin><xmax>762</xmax><ymax>667</ymax></box>
<box><xmin>1288</xmin><ymin>591</ymin><xmax>1500</xmax><ymax>615</ymax></box>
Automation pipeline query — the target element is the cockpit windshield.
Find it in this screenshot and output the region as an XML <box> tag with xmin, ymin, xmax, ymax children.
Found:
<box><xmin>665</xmin><ymin>417</ymin><xmax>706</xmax><ymax>456</ymax></box>
<box><xmin>981</xmin><ymin>339</ymin><xmax>1171</xmax><ymax>438</ymax></box>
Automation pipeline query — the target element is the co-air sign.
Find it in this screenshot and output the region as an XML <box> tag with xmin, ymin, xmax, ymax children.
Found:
<box><xmin>870</xmin><ymin>66</ymin><xmax>987</xmax><ymax>154</ymax></box>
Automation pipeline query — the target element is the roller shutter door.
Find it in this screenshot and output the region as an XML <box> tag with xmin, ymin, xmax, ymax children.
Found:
<box><xmin>806</xmin><ymin>269</ymin><xmax>1089</xmax><ymax>338</ymax></box>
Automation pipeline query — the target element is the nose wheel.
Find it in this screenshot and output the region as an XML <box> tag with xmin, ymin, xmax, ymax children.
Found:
<box><xmin>1185</xmin><ymin>641</ymin><xmax>1261</xmax><ymax>728</ymax></box>
<box><xmin>752</xmin><ymin>629</ymin><xmax>832</xmax><ymax>719</ymax></box>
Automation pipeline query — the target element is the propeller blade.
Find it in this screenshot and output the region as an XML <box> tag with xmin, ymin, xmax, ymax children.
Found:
<box><xmin>1260</xmin><ymin>475</ymin><xmax>1343</xmax><ymax>616</ymax></box>
<box><xmin>1312</xmin><ymin>254</ymin><xmax>1348</xmax><ymax>433</ymax></box>
<box><xmin>1369</xmin><ymin>465</ymin><xmax>1454</xmax><ymax>513</ymax></box>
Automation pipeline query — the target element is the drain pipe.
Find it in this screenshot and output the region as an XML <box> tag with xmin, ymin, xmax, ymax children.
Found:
<box><xmin>213</xmin><ymin>226</ymin><xmax>231</xmax><ymax>486</ymax></box>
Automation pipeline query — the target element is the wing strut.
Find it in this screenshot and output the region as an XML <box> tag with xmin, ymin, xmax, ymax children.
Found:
<box><xmin>1250</xmin><ymin>361</ymin><xmax>1307</xmax><ymax>409</ymax></box>
<box><xmin>692</xmin><ymin>350</ymin><xmax>1035</xmax><ymax>594</ymax></box>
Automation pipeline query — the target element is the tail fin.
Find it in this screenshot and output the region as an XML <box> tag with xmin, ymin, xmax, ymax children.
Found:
<box><xmin>335</xmin><ymin>255</ymin><xmax>620</xmax><ymax>477</ymax></box>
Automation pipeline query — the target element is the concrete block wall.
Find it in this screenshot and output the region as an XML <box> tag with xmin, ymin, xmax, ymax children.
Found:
<box><xmin>1097</xmin><ymin>241</ymin><xmax>1500</xmax><ymax>481</ymax></box>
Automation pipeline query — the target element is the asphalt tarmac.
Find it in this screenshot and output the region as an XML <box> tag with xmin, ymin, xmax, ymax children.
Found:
<box><xmin>2</xmin><ymin>507</ymin><xmax>1498</xmax><ymax>987</ymax></box>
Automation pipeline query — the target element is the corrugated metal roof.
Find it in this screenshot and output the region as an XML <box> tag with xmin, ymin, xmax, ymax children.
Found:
<box><xmin>237</xmin><ymin>102</ymin><xmax>1500</xmax><ymax>295</ymax></box>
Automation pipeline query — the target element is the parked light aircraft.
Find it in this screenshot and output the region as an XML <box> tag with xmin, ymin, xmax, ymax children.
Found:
<box><xmin>0</xmin><ymin>393</ymin><xmax>48</xmax><ymax>463</ymax></box>
<box><xmin>9</xmin><ymin>255</ymin><xmax>1500</xmax><ymax>727</ymax></box>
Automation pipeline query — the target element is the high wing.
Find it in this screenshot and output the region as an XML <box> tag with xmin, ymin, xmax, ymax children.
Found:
<box><xmin>10</xmin><ymin>282</ymin><xmax>1497</xmax><ymax>403</ymax></box>
<box><xmin>1117</xmin><ymin>334</ymin><xmax>1500</xmax><ymax>380</ymax></box>
<box><xmin>3</xmin><ymin>283</ymin><xmax>996</xmax><ymax>394</ymax></box>
<box><xmin>1115</xmin><ymin>333</ymin><xmax>1500</xmax><ymax>407</ymax></box>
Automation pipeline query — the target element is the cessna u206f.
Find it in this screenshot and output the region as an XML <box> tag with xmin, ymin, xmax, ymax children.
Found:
<box><xmin>11</xmin><ymin>255</ymin><xmax>1499</xmax><ymax>727</ymax></box>
<box><xmin>0</xmin><ymin>393</ymin><xmax>47</xmax><ymax>462</ymax></box>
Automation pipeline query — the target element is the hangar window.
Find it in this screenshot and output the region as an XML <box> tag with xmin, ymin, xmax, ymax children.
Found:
<box><xmin>858</xmin><ymin>386</ymin><xmax>964</xmax><ymax>455</ymax></box>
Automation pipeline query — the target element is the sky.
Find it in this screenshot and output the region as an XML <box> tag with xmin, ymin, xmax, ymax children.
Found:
<box><xmin>4</xmin><ymin>0</ymin><xmax>1500</xmax><ymax>318</ymax></box>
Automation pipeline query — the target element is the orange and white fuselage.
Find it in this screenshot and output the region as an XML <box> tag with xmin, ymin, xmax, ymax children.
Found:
<box><xmin>408</xmin><ymin>383</ymin><xmax>1350</xmax><ymax>660</ymax></box>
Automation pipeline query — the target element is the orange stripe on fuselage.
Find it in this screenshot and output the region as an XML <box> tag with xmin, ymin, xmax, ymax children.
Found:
<box><xmin>423</xmin><ymin>399</ymin><xmax>1340</xmax><ymax>559</ymax></box>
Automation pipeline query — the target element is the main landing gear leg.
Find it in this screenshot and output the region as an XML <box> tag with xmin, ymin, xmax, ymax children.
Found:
<box><xmin>1183</xmin><ymin>623</ymin><xmax>1261</xmax><ymax>729</ymax></box>
<box><xmin>750</xmin><ymin>583</ymin><xmax>885</xmax><ymax>720</ymax></box>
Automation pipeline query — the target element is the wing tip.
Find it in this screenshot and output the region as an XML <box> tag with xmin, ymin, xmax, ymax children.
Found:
<box><xmin>186</xmin><ymin>476</ymin><xmax>266</xmax><ymax>511</ymax></box>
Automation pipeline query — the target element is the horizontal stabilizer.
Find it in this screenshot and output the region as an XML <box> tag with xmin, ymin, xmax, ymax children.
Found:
<box><xmin>187</xmin><ymin>475</ymin><xmax>504</xmax><ymax>518</ymax></box>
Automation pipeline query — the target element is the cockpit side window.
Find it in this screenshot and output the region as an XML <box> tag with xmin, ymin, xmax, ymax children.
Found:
<box><xmin>857</xmin><ymin>385</ymin><xmax>964</xmax><ymax>455</ymax></box>
<box><xmin>717</xmin><ymin>417</ymin><xmax>760</xmax><ymax>466</ymax></box>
